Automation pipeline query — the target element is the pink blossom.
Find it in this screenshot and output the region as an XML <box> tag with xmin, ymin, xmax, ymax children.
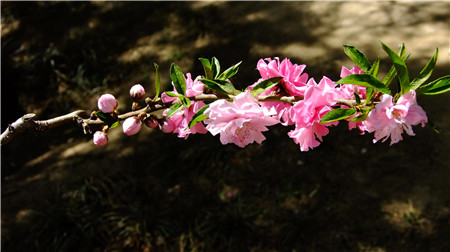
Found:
<box><xmin>161</xmin><ymin>101</ymin><xmax>208</xmax><ymax>139</ymax></box>
<box><xmin>161</xmin><ymin>73</ymin><xmax>204</xmax><ymax>103</ymax></box>
<box><xmin>204</xmin><ymin>91</ymin><xmax>278</xmax><ymax>148</ymax></box>
<box><xmin>122</xmin><ymin>116</ymin><xmax>142</xmax><ymax>136</ymax></box>
<box><xmin>97</xmin><ymin>94</ymin><xmax>118</xmax><ymax>113</ymax></box>
<box><xmin>129</xmin><ymin>84</ymin><xmax>146</xmax><ymax>100</ymax></box>
<box><xmin>254</xmin><ymin>58</ymin><xmax>309</xmax><ymax>126</ymax></box>
<box><xmin>93</xmin><ymin>131</ymin><xmax>108</xmax><ymax>146</ymax></box>
<box><xmin>257</xmin><ymin>57</ymin><xmax>309</xmax><ymax>96</ymax></box>
<box><xmin>288</xmin><ymin>77</ymin><xmax>340</xmax><ymax>151</ymax></box>
<box><xmin>363</xmin><ymin>91</ymin><xmax>427</xmax><ymax>145</ymax></box>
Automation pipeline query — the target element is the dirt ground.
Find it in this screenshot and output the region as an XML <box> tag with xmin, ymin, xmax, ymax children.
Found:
<box><xmin>2</xmin><ymin>1</ymin><xmax>450</xmax><ymax>251</ymax></box>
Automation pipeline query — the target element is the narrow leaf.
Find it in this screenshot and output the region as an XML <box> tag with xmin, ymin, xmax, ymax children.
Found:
<box><xmin>166</xmin><ymin>103</ymin><xmax>184</xmax><ymax>118</ymax></box>
<box><xmin>319</xmin><ymin>108</ymin><xmax>358</xmax><ymax>123</ymax></box>
<box><xmin>410</xmin><ymin>48</ymin><xmax>438</xmax><ymax>90</ymax></box>
<box><xmin>250</xmin><ymin>77</ymin><xmax>283</xmax><ymax>96</ymax></box>
<box><xmin>180</xmin><ymin>96</ymin><xmax>191</xmax><ymax>108</ymax></box>
<box><xmin>336</xmin><ymin>74</ymin><xmax>391</xmax><ymax>95</ymax></box>
<box><xmin>343</xmin><ymin>45</ymin><xmax>371</xmax><ymax>72</ymax></box>
<box><xmin>95</xmin><ymin>111</ymin><xmax>116</xmax><ymax>126</ymax></box>
<box><xmin>154</xmin><ymin>63</ymin><xmax>161</xmax><ymax>99</ymax></box>
<box><xmin>218</xmin><ymin>61</ymin><xmax>242</xmax><ymax>80</ymax></box>
<box><xmin>198</xmin><ymin>58</ymin><xmax>213</xmax><ymax>80</ymax></box>
<box><xmin>381</xmin><ymin>42</ymin><xmax>410</xmax><ymax>95</ymax></box>
<box><xmin>200</xmin><ymin>79</ymin><xmax>240</xmax><ymax>95</ymax></box>
<box><xmin>418</xmin><ymin>75</ymin><xmax>450</xmax><ymax>95</ymax></box>
<box><xmin>165</xmin><ymin>91</ymin><xmax>183</xmax><ymax>98</ymax></box>
<box><xmin>170</xmin><ymin>63</ymin><xmax>186</xmax><ymax>95</ymax></box>
<box><xmin>368</xmin><ymin>58</ymin><xmax>380</xmax><ymax>78</ymax></box>
<box><xmin>110</xmin><ymin>121</ymin><xmax>120</xmax><ymax>129</ymax></box>
<box><xmin>211</xmin><ymin>57</ymin><xmax>221</xmax><ymax>79</ymax></box>
<box><xmin>188</xmin><ymin>105</ymin><xmax>209</xmax><ymax>129</ymax></box>
<box><xmin>382</xmin><ymin>43</ymin><xmax>406</xmax><ymax>86</ymax></box>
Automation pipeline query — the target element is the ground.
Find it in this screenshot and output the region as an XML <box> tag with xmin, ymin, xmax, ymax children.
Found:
<box><xmin>1</xmin><ymin>1</ymin><xmax>450</xmax><ymax>251</ymax></box>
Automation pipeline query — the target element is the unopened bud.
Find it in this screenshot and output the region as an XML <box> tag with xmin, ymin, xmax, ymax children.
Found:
<box><xmin>159</xmin><ymin>119</ymin><xmax>175</xmax><ymax>133</ymax></box>
<box><xmin>93</xmin><ymin>131</ymin><xmax>108</xmax><ymax>146</ymax></box>
<box><xmin>144</xmin><ymin>117</ymin><xmax>159</xmax><ymax>128</ymax></box>
<box><xmin>130</xmin><ymin>84</ymin><xmax>146</xmax><ymax>100</ymax></box>
<box><xmin>98</xmin><ymin>94</ymin><xmax>118</xmax><ymax>113</ymax></box>
<box><xmin>123</xmin><ymin>116</ymin><xmax>142</xmax><ymax>136</ymax></box>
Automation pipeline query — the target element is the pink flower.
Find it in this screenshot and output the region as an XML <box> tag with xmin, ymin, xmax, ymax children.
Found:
<box><xmin>204</xmin><ymin>91</ymin><xmax>278</xmax><ymax>148</ymax></box>
<box><xmin>93</xmin><ymin>131</ymin><xmax>108</xmax><ymax>146</ymax></box>
<box><xmin>129</xmin><ymin>84</ymin><xmax>146</xmax><ymax>100</ymax></box>
<box><xmin>161</xmin><ymin>101</ymin><xmax>208</xmax><ymax>139</ymax></box>
<box><xmin>363</xmin><ymin>91</ymin><xmax>427</xmax><ymax>145</ymax></box>
<box><xmin>122</xmin><ymin>116</ymin><xmax>142</xmax><ymax>136</ymax></box>
<box><xmin>97</xmin><ymin>94</ymin><xmax>118</xmax><ymax>113</ymax></box>
<box><xmin>257</xmin><ymin>57</ymin><xmax>309</xmax><ymax>96</ymax></box>
<box><xmin>254</xmin><ymin>58</ymin><xmax>309</xmax><ymax>126</ymax></box>
<box><xmin>161</xmin><ymin>73</ymin><xmax>204</xmax><ymax>103</ymax></box>
<box><xmin>288</xmin><ymin>77</ymin><xmax>340</xmax><ymax>151</ymax></box>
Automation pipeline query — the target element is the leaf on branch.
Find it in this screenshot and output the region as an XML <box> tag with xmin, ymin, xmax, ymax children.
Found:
<box><xmin>382</xmin><ymin>43</ymin><xmax>406</xmax><ymax>87</ymax></box>
<box><xmin>95</xmin><ymin>111</ymin><xmax>117</xmax><ymax>126</ymax></box>
<box><xmin>199</xmin><ymin>58</ymin><xmax>213</xmax><ymax>80</ymax></box>
<box><xmin>319</xmin><ymin>108</ymin><xmax>358</xmax><ymax>123</ymax></box>
<box><xmin>154</xmin><ymin>63</ymin><xmax>161</xmax><ymax>99</ymax></box>
<box><xmin>250</xmin><ymin>77</ymin><xmax>283</xmax><ymax>97</ymax></box>
<box><xmin>336</xmin><ymin>74</ymin><xmax>392</xmax><ymax>95</ymax></box>
<box><xmin>410</xmin><ymin>48</ymin><xmax>438</xmax><ymax>90</ymax></box>
<box><xmin>166</xmin><ymin>103</ymin><xmax>184</xmax><ymax>118</ymax></box>
<box><xmin>381</xmin><ymin>42</ymin><xmax>410</xmax><ymax>95</ymax></box>
<box><xmin>170</xmin><ymin>63</ymin><xmax>187</xmax><ymax>95</ymax></box>
<box><xmin>343</xmin><ymin>45</ymin><xmax>371</xmax><ymax>72</ymax></box>
<box><xmin>217</xmin><ymin>61</ymin><xmax>242</xmax><ymax>80</ymax></box>
<box><xmin>200</xmin><ymin>79</ymin><xmax>241</xmax><ymax>95</ymax></box>
<box><xmin>417</xmin><ymin>75</ymin><xmax>450</xmax><ymax>95</ymax></box>
<box><xmin>211</xmin><ymin>57</ymin><xmax>221</xmax><ymax>79</ymax></box>
<box><xmin>187</xmin><ymin>105</ymin><xmax>209</xmax><ymax>129</ymax></box>
<box><xmin>110</xmin><ymin>121</ymin><xmax>120</xmax><ymax>129</ymax></box>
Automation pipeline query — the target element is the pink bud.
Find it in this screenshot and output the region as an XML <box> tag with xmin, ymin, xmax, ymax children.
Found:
<box><xmin>123</xmin><ymin>116</ymin><xmax>142</xmax><ymax>136</ymax></box>
<box><xmin>130</xmin><ymin>84</ymin><xmax>146</xmax><ymax>100</ymax></box>
<box><xmin>98</xmin><ymin>94</ymin><xmax>118</xmax><ymax>113</ymax></box>
<box><xmin>144</xmin><ymin>117</ymin><xmax>159</xmax><ymax>128</ymax></box>
<box><xmin>93</xmin><ymin>131</ymin><xmax>108</xmax><ymax>146</ymax></box>
<box><xmin>159</xmin><ymin>119</ymin><xmax>175</xmax><ymax>133</ymax></box>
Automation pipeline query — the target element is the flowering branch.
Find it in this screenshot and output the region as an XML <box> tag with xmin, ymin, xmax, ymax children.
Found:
<box><xmin>2</xmin><ymin>42</ymin><xmax>449</xmax><ymax>151</ymax></box>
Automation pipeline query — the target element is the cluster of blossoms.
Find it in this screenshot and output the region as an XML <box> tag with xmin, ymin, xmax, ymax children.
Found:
<box><xmin>91</xmin><ymin>43</ymin><xmax>447</xmax><ymax>152</ymax></box>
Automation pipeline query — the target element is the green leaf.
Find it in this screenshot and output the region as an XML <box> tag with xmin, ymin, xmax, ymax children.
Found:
<box><xmin>250</xmin><ymin>77</ymin><xmax>283</xmax><ymax>96</ymax></box>
<box><xmin>110</xmin><ymin>121</ymin><xmax>120</xmax><ymax>129</ymax></box>
<box><xmin>211</xmin><ymin>57</ymin><xmax>221</xmax><ymax>79</ymax></box>
<box><xmin>336</xmin><ymin>74</ymin><xmax>391</xmax><ymax>95</ymax></box>
<box><xmin>381</xmin><ymin>42</ymin><xmax>410</xmax><ymax>95</ymax></box>
<box><xmin>418</xmin><ymin>75</ymin><xmax>450</xmax><ymax>95</ymax></box>
<box><xmin>95</xmin><ymin>111</ymin><xmax>117</xmax><ymax>126</ymax></box>
<box><xmin>382</xmin><ymin>43</ymin><xmax>406</xmax><ymax>87</ymax></box>
<box><xmin>218</xmin><ymin>61</ymin><xmax>242</xmax><ymax>80</ymax></box>
<box><xmin>170</xmin><ymin>63</ymin><xmax>186</xmax><ymax>95</ymax></box>
<box><xmin>165</xmin><ymin>91</ymin><xmax>182</xmax><ymax>98</ymax></box>
<box><xmin>319</xmin><ymin>108</ymin><xmax>358</xmax><ymax>123</ymax></box>
<box><xmin>200</xmin><ymin>79</ymin><xmax>241</xmax><ymax>95</ymax></box>
<box><xmin>198</xmin><ymin>58</ymin><xmax>213</xmax><ymax>80</ymax></box>
<box><xmin>187</xmin><ymin>105</ymin><xmax>209</xmax><ymax>129</ymax></box>
<box><xmin>180</xmin><ymin>96</ymin><xmax>191</xmax><ymax>108</ymax></box>
<box><xmin>368</xmin><ymin>58</ymin><xmax>380</xmax><ymax>78</ymax></box>
<box><xmin>365</xmin><ymin>87</ymin><xmax>374</xmax><ymax>104</ymax></box>
<box><xmin>343</xmin><ymin>45</ymin><xmax>371</xmax><ymax>72</ymax></box>
<box><xmin>410</xmin><ymin>48</ymin><xmax>438</xmax><ymax>90</ymax></box>
<box><xmin>166</xmin><ymin>103</ymin><xmax>184</xmax><ymax>118</ymax></box>
<box><xmin>154</xmin><ymin>63</ymin><xmax>161</xmax><ymax>99</ymax></box>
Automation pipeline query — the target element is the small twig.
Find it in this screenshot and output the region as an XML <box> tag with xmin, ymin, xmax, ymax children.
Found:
<box><xmin>1</xmin><ymin>110</ymin><xmax>87</xmax><ymax>146</ymax></box>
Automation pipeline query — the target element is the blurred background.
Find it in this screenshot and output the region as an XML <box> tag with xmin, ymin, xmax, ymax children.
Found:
<box><xmin>1</xmin><ymin>1</ymin><xmax>449</xmax><ymax>251</ymax></box>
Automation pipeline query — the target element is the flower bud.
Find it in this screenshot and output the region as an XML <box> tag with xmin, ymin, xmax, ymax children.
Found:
<box><xmin>159</xmin><ymin>119</ymin><xmax>175</xmax><ymax>133</ymax></box>
<box><xmin>98</xmin><ymin>94</ymin><xmax>118</xmax><ymax>113</ymax></box>
<box><xmin>144</xmin><ymin>117</ymin><xmax>159</xmax><ymax>128</ymax></box>
<box><xmin>130</xmin><ymin>84</ymin><xmax>146</xmax><ymax>100</ymax></box>
<box><xmin>93</xmin><ymin>131</ymin><xmax>108</xmax><ymax>146</ymax></box>
<box><xmin>123</xmin><ymin>116</ymin><xmax>142</xmax><ymax>136</ymax></box>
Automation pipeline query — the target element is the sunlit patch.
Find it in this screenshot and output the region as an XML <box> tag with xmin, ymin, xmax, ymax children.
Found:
<box><xmin>381</xmin><ymin>199</ymin><xmax>433</xmax><ymax>234</ymax></box>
